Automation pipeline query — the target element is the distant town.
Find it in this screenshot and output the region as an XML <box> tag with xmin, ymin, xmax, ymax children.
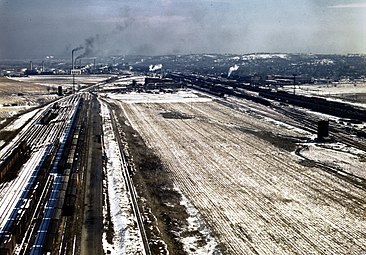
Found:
<box><xmin>0</xmin><ymin>53</ymin><xmax>366</xmax><ymax>255</ymax></box>
<box><xmin>1</xmin><ymin>53</ymin><xmax>365</xmax><ymax>85</ymax></box>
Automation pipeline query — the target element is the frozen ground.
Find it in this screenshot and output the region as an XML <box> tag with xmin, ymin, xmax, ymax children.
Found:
<box><xmin>0</xmin><ymin>77</ymin><xmax>58</xmax><ymax>116</ymax></box>
<box><xmin>283</xmin><ymin>83</ymin><xmax>366</xmax><ymax>105</ymax></box>
<box><xmin>102</xmin><ymin>94</ymin><xmax>221</xmax><ymax>254</ymax></box>
<box><xmin>9</xmin><ymin>75</ymin><xmax>112</xmax><ymax>91</ymax></box>
<box><xmin>294</xmin><ymin>83</ymin><xmax>366</xmax><ymax>96</ymax></box>
<box><xmin>298</xmin><ymin>142</ymin><xmax>366</xmax><ymax>179</ymax></box>
<box><xmin>179</xmin><ymin>191</ymin><xmax>221</xmax><ymax>254</ymax></box>
<box><xmin>3</xmin><ymin>108</ymin><xmax>40</xmax><ymax>131</ymax></box>
<box><xmin>110</xmin><ymin>91</ymin><xmax>366</xmax><ymax>255</ymax></box>
<box><xmin>9</xmin><ymin>75</ymin><xmax>111</xmax><ymax>85</ymax></box>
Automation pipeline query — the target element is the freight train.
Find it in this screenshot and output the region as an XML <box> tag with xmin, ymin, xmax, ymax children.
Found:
<box><xmin>1</xmin><ymin>96</ymin><xmax>83</xmax><ymax>255</ymax></box>
<box><xmin>0</xmin><ymin>143</ymin><xmax>58</xmax><ymax>255</ymax></box>
<box><xmin>258</xmin><ymin>90</ymin><xmax>366</xmax><ymax>121</ymax></box>
<box><xmin>63</xmin><ymin>172</ymin><xmax>79</xmax><ymax>216</ymax></box>
<box><xmin>30</xmin><ymin>97</ymin><xmax>83</xmax><ymax>254</ymax></box>
<box><xmin>169</xmin><ymin>72</ymin><xmax>366</xmax><ymax>122</ymax></box>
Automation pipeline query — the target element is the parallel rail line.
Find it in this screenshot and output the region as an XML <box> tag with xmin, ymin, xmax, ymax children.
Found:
<box><xmin>108</xmin><ymin>103</ymin><xmax>151</xmax><ymax>255</ymax></box>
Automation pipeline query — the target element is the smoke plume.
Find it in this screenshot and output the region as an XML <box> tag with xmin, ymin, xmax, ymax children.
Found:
<box><xmin>72</xmin><ymin>46</ymin><xmax>83</xmax><ymax>52</ymax></box>
<box><xmin>74</xmin><ymin>35</ymin><xmax>101</xmax><ymax>64</ymax></box>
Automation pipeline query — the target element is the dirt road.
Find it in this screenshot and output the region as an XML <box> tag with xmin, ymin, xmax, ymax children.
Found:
<box><xmin>80</xmin><ymin>95</ymin><xmax>103</xmax><ymax>255</ymax></box>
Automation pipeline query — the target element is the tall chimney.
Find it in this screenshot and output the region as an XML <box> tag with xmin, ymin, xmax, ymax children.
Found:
<box><xmin>72</xmin><ymin>51</ymin><xmax>74</xmax><ymax>71</ymax></box>
<box><xmin>30</xmin><ymin>61</ymin><xmax>33</xmax><ymax>71</ymax></box>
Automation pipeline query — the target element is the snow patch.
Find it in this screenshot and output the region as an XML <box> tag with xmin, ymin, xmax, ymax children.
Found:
<box><xmin>179</xmin><ymin>192</ymin><xmax>222</xmax><ymax>255</ymax></box>
<box><xmin>299</xmin><ymin>142</ymin><xmax>366</xmax><ymax>179</ymax></box>
<box><xmin>3</xmin><ymin>109</ymin><xmax>40</xmax><ymax>131</ymax></box>
<box><xmin>107</xmin><ymin>91</ymin><xmax>212</xmax><ymax>104</ymax></box>
<box><xmin>242</xmin><ymin>53</ymin><xmax>288</xmax><ymax>60</ymax></box>
<box><xmin>100</xmin><ymin>100</ymin><xmax>145</xmax><ymax>255</ymax></box>
<box><xmin>262</xmin><ymin>116</ymin><xmax>312</xmax><ymax>136</ymax></box>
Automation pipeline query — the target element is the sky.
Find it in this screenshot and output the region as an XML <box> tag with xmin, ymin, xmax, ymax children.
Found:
<box><xmin>0</xmin><ymin>0</ymin><xmax>365</xmax><ymax>59</ymax></box>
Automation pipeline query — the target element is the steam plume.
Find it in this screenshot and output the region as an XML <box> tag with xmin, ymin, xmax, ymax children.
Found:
<box><xmin>149</xmin><ymin>64</ymin><xmax>163</xmax><ymax>72</ymax></box>
<box><xmin>228</xmin><ymin>64</ymin><xmax>239</xmax><ymax>77</ymax></box>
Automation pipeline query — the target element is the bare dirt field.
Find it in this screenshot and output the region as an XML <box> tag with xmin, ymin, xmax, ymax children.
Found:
<box><xmin>0</xmin><ymin>76</ymin><xmax>49</xmax><ymax>94</ymax></box>
<box><xmin>10</xmin><ymin>75</ymin><xmax>112</xmax><ymax>88</ymax></box>
<box><xmin>0</xmin><ymin>76</ymin><xmax>52</xmax><ymax>104</ymax></box>
<box><xmin>0</xmin><ymin>77</ymin><xmax>58</xmax><ymax>121</ymax></box>
<box><xmin>0</xmin><ymin>74</ymin><xmax>110</xmax><ymax>120</ymax></box>
<box><xmin>111</xmin><ymin>93</ymin><xmax>366</xmax><ymax>255</ymax></box>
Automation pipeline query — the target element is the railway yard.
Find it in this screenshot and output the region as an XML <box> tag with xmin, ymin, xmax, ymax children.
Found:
<box><xmin>0</xmin><ymin>73</ymin><xmax>366</xmax><ymax>255</ymax></box>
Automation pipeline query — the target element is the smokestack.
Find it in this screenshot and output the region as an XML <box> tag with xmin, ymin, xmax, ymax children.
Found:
<box><xmin>42</xmin><ymin>61</ymin><xmax>44</xmax><ymax>72</ymax></box>
<box><xmin>94</xmin><ymin>58</ymin><xmax>96</xmax><ymax>71</ymax></box>
<box><xmin>71</xmin><ymin>46</ymin><xmax>83</xmax><ymax>71</ymax></box>
<box><xmin>30</xmin><ymin>61</ymin><xmax>33</xmax><ymax>71</ymax></box>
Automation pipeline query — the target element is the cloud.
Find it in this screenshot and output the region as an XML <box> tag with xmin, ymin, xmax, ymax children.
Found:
<box><xmin>328</xmin><ymin>3</ymin><xmax>366</xmax><ymax>8</ymax></box>
<box><xmin>1</xmin><ymin>0</ymin><xmax>366</xmax><ymax>59</ymax></box>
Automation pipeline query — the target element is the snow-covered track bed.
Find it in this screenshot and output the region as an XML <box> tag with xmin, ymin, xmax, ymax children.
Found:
<box><xmin>117</xmin><ymin>99</ymin><xmax>366</xmax><ymax>255</ymax></box>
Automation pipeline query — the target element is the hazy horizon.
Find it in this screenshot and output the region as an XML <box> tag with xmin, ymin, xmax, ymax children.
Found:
<box><xmin>1</xmin><ymin>0</ymin><xmax>366</xmax><ymax>59</ymax></box>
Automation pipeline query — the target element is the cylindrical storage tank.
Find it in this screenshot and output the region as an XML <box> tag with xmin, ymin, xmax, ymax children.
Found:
<box><xmin>317</xmin><ymin>120</ymin><xmax>329</xmax><ymax>141</ymax></box>
<box><xmin>57</xmin><ymin>86</ymin><xmax>63</xmax><ymax>96</ymax></box>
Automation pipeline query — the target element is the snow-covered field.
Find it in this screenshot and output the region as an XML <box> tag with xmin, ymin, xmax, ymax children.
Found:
<box><xmin>178</xmin><ymin>191</ymin><xmax>221</xmax><ymax>254</ymax></box>
<box><xmin>295</xmin><ymin>83</ymin><xmax>366</xmax><ymax>96</ymax></box>
<box><xmin>101</xmin><ymin>94</ymin><xmax>221</xmax><ymax>254</ymax></box>
<box><xmin>284</xmin><ymin>83</ymin><xmax>366</xmax><ymax>105</ymax></box>
<box><xmin>298</xmin><ymin>142</ymin><xmax>366</xmax><ymax>179</ymax></box>
<box><xmin>109</xmin><ymin>92</ymin><xmax>366</xmax><ymax>254</ymax></box>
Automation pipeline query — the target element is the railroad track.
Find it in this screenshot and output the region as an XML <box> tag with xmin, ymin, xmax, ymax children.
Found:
<box><xmin>0</xmin><ymin>147</ymin><xmax>46</xmax><ymax>229</ymax></box>
<box><xmin>211</xmin><ymin>95</ymin><xmax>366</xmax><ymax>191</ymax></box>
<box><xmin>205</xmin><ymin>88</ymin><xmax>366</xmax><ymax>153</ymax></box>
<box><xmin>0</xmin><ymin>94</ymin><xmax>84</xmax><ymax>254</ymax></box>
<box><xmin>261</xmin><ymin>104</ymin><xmax>366</xmax><ymax>189</ymax></box>
<box><xmin>18</xmin><ymin>175</ymin><xmax>55</xmax><ymax>255</ymax></box>
<box><xmin>273</xmin><ymin>105</ymin><xmax>366</xmax><ymax>151</ymax></box>
<box><xmin>107</xmin><ymin>102</ymin><xmax>151</xmax><ymax>255</ymax></box>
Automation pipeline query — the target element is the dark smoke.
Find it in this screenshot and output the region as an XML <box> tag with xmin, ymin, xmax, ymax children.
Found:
<box><xmin>74</xmin><ymin>34</ymin><xmax>103</xmax><ymax>64</ymax></box>
<box><xmin>115</xmin><ymin>7</ymin><xmax>135</xmax><ymax>32</ymax></box>
<box><xmin>72</xmin><ymin>46</ymin><xmax>83</xmax><ymax>52</ymax></box>
<box><xmin>71</xmin><ymin>6</ymin><xmax>137</xmax><ymax>59</ymax></box>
